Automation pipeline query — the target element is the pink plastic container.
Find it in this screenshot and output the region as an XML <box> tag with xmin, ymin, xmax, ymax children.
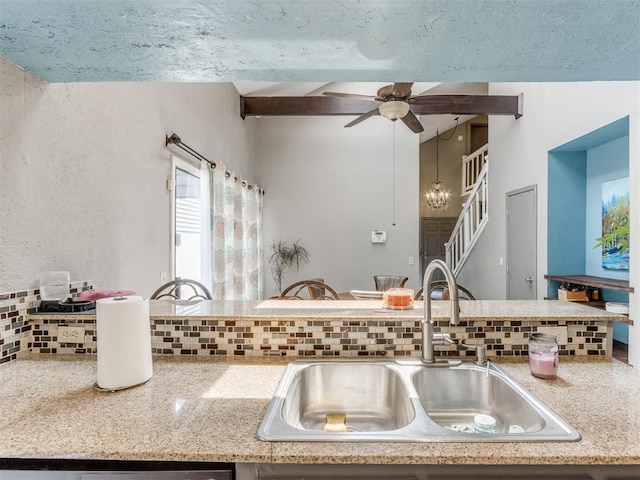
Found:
<box><xmin>529</xmin><ymin>332</ymin><xmax>558</xmax><ymax>379</ymax></box>
<box><xmin>78</xmin><ymin>289</ymin><xmax>136</xmax><ymax>301</ymax></box>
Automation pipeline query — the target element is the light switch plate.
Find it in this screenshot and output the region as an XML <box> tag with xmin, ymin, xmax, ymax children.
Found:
<box><xmin>371</xmin><ymin>230</ymin><xmax>387</xmax><ymax>243</ymax></box>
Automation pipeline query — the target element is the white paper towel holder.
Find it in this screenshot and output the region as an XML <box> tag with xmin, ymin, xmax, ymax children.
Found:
<box><xmin>94</xmin><ymin>293</ymin><xmax>153</xmax><ymax>393</ymax></box>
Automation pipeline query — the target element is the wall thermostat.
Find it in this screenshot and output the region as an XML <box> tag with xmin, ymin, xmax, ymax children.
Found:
<box><xmin>371</xmin><ymin>230</ymin><xmax>387</xmax><ymax>244</ymax></box>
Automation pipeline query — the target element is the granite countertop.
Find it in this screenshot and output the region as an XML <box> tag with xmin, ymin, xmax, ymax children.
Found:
<box><xmin>149</xmin><ymin>299</ymin><xmax>631</xmax><ymax>323</ymax></box>
<box><xmin>31</xmin><ymin>299</ymin><xmax>629</xmax><ymax>323</ymax></box>
<box><xmin>1</xmin><ymin>354</ymin><xmax>639</xmax><ymax>465</ymax></box>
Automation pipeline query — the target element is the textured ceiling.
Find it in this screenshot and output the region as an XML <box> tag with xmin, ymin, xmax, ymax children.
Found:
<box><xmin>0</xmin><ymin>0</ymin><xmax>638</xmax><ymax>83</ymax></box>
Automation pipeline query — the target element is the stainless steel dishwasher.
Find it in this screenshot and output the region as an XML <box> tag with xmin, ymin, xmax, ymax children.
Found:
<box><xmin>2</xmin><ymin>471</ymin><xmax>232</xmax><ymax>479</ymax></box>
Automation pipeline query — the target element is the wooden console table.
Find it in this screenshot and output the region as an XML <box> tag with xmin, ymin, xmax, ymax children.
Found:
<box><xmin>544</xmin><ymin>274</ymin><xmax>633</xmax><ymax>293</ymax></box>
<box><xmin>544</xmin><ymin>274</ymin><xmax>633</xmax><ymax>325</ymax></box>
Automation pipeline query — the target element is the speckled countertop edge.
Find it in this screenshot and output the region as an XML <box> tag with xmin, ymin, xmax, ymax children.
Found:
<box><xmin>27</xmin><ymin>299</ymin><xmax>631</xmax><ymax>324</ymax></box>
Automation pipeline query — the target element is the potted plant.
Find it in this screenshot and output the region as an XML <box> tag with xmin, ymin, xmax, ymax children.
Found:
<box><xmin>269</xmin><ymin>240</ymin><xmax>310</xmax><ymax>293</ymax></box>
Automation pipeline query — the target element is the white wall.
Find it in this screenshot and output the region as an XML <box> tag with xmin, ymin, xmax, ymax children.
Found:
<box><xmin>0</xmin><ymin>58</ymin><xmax>257</xmax><ymax>296</ymax></box>
<box><xmin>256</xmin><ymin>116</ymin><xmax>420</xmax><ymax>297</ymax></box>
<box><xmin>456</xmin><ymin>81</ymin><xmax>639</xmax><ymax>366</ymax></box>
<box><xmin>629</xmin><ymin>112</ymin><xmax>640</xmax><ymax>367</ymax></box>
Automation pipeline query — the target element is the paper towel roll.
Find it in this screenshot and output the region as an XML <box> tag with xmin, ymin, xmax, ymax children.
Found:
<box><xmin>96</xmin><ymin>295</ymin><xmax>152</xmax><ymax>391</ymax></box>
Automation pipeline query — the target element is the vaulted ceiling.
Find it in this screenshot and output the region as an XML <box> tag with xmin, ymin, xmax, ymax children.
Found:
<box><xmin>1</xmin><ymin>0</ymin><xmax>638</xmax><ymax>83</ymax></box>
<box><xmin>1</xmin><ymin>1</ymin><xmax>638</xmax><ymax>141</ymax></box>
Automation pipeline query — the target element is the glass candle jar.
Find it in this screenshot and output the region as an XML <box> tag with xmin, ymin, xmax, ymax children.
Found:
<box><xmin>528</xmin><ymin>332</ymin><xmax>558</xmax><ymax>379</ymax></box>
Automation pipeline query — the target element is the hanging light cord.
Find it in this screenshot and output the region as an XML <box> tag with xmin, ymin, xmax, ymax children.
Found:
<box><xmin>392</xmin><ymin>121</ymin><xmax>396</xmax><ymax>226</ymax></box>
<box><xmin>435</xmin><ymin>118</ymin><xmax>459</xmax><ymax>182</ymax></box>
<box><xmin>435</xmin><ymin>129</ymin><xmax>440</xmax><ymax>182</ymax></box>
<box><xmin>437</xmin><ymin>117</ymin><xmax>460</xmax><ymax>141</ymax></box>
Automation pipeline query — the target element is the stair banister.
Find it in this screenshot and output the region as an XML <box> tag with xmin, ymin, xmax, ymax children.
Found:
<box><xmin>446</xmin><ymin>162</ymin><xmax>489</xmax><ymax>277</ymax></box>
<box><xmin>462</xmin><ymin>143</ymin><xmax>489</xmax><ymax>196</ymax></box>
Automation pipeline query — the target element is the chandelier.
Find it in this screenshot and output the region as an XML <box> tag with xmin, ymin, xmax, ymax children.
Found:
<box><xmin>425</xmin><ymin>129</ymin><xmax>450</xmax><ymax>211</ymax></box>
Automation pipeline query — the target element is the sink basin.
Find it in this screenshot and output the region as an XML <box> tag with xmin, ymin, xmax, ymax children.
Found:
<box><xmin>412</xmin><ymin>363</ymin><xmax>572</xmax><ymax>439</ymax></box>
<box><xmin>258</xmin><ymin>360</ymin><xmax>581</xmax><ymax>442</ymax></box>
<box><xmin>259</xmin><ymin>361</ymin><xmax>418</xmax><ymax>441</ymax></box>
<box><xmin>281</xmin><ymin>363</ymin><xmax>415</xmax><ymax>432</ymax></box>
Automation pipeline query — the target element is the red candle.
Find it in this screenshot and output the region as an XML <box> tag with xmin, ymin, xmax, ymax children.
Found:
<box><xmin>383</xmin><ymin>288</ymin><xmax>414</xmax><ymax>309</ymax></box>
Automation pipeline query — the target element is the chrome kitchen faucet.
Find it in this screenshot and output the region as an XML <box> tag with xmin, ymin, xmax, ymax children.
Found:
<box><xmin>421</xmin><ymin>259</ymin><xmax>460</xmax><ymax>363</ymax></box>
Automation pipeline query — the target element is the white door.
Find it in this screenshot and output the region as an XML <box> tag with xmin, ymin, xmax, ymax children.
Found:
<box><xmin>506</xmin><ymin>185</ymin><xmax>537</xmax><ymax>299</ymax></box>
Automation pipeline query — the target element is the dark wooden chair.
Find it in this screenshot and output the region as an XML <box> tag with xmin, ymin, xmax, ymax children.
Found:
<box><xmin>150</xmin><ymin>279</ymin><xmax>212</xmax><ymax>301</ymax></box>
<box><xmin>373</xmin><ymin>275</ymin><xmax>409</xmax><ymax>291</ymax></box>
<box><xmin>279</xmin><ymin>279</ymin><xmax>340</xmax><ymax>300</ymax></box>
<box><xmin>414</xmin><ymin>280</ymin><xmax>476</xmax><ymax>300</ymax></box>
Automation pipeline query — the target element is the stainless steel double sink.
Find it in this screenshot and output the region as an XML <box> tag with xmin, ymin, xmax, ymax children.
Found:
<box><xmin>258</xmin><ymin>360</ymin><xmax>580</xmax><ymax>442</ymax></box>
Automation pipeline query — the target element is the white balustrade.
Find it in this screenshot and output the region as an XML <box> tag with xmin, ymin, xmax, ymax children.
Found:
<box><xmin>446</xmin><ymin>163</ymin><xmax>489</xmax><ymax>277</ymax></box>
<box><xmin>461</xmin><ymin>143</ymin><xmax>488</xmax><ymax>196</ymax></box>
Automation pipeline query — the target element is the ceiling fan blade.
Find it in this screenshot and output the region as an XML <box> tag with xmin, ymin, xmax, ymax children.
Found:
<box><xmin>322</xmin><ymin>91</ymin><xmax>379</xmax><ymax>101</ymax></box>
<box><xmin>409</xmin><ymin>94</ymin><xmax>523</xmax><ymax>118</ymax></box>
<box><xmin>344</xmin><ymin>108</ymin><xmax>380</xmax><ymax>128</ymax></box>
<box><xmin>400</xmin><ymin>110</ymin><xmax>424</xmax><ymax>133</ymax></box>
<box><xmin>391</xmin><ymin>82</ymin><xmax>413</xmax><ymax>98</ymax></box>
<box><xmin>241</xmin><ymin>96</ymin><xmax>379</xmax><ymax>117</ymax></box>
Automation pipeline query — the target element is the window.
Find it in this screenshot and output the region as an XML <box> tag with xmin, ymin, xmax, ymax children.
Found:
<box><xmin>172</xmin><ymin>157</ymin><xmax>203</xmax><ymax>283</ymax></box>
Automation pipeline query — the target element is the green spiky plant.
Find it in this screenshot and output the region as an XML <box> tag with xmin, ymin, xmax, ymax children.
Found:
<box><xmin>269</xmin><ymin>240</ymin><xmax>310</xmax><ymax>293</ymax></box>
<box><xmin>594</xmin><ymin>224</ymin><xmax>629</xmax><ymax>254</ymax></box>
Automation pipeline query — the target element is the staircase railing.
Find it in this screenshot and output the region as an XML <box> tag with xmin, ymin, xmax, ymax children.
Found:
<box><xmin>446</xmin><ymin>162</ymin><xmax>489</xmax><ymax>276</ymax></box>
<box><xmin>461</xmin><ymin>143</ymin><xmax>488</xmax><ymax>196</ymax></box>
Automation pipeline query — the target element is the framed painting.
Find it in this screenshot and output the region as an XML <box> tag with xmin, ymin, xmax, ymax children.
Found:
<box><xmin>600</xmin><ymin>177</ymin><xmax>630</xmax><ymax>271</ymax></box>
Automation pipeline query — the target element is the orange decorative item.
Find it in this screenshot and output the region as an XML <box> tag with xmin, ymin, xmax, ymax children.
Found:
<box><xmin>383</xmin><ymin>288</ymin><xmax>415</xmax><ymax>310</ymax></box>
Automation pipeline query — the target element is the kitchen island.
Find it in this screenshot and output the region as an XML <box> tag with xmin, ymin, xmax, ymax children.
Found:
<box><xmin>27</xmin><ymin>299</ymin><xmax>627</xmax><ymax>359</ymax></box>
<box><xmin>1</xmin><ymin>354</ymin><xmax>639</xmax><ymax>478</ymax></box>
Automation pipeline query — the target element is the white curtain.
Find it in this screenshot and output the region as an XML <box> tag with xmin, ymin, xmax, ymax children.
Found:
<box><xmin>199</xmin><ymin>161</ymin><xmax>212</xmax><ymax>292</ymax></box>
<box><xmin>209</xmin><ymin>163</ymin><xmax>263</xmax><ymax>300</ymax></box>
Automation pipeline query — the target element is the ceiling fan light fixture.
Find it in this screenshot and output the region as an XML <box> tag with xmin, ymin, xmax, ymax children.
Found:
<box><xmin>378</xmin><ymin>100</ymin><xmax>410</xmax><ymax>120</ymax></box>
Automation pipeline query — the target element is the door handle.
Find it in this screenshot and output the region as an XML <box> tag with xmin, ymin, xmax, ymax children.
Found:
<box><xmin>526</xmin><ymin>276</ymin><xmax>534</xmax><ymax>283</ymax></box>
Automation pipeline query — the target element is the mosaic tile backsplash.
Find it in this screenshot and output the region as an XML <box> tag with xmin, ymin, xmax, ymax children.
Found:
<box><xmin>0</xmin><ymin>281</ymin><xmax>93</xmax><ymax>364</ymax></box>
<box><xmin>29</xmin><ymin>317</ymin><xmax>608</xmax><ymax>359</ymax></box>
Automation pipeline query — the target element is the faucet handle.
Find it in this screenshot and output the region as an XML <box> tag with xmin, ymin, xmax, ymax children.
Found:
<box><xmin>432</xmin><ymin>333</ymin><xmax>456</xmax><ymax>346</ymax></box>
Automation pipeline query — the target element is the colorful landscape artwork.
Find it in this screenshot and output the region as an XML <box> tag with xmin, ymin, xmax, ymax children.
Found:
<box><xmin>600</xmin><ymin>177</ymin><xmax>630</xmax><ymax>271</ymax></box>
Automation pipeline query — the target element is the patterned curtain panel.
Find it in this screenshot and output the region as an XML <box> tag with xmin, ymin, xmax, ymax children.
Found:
<box><xmin>210</xmin><ymin>165</ymin><xmax>263</xmax><ymax>300</ymax></box>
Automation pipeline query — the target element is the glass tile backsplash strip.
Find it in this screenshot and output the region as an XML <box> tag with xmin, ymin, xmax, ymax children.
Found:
<box><xmin>28</xmin><ymin>317</ymin><xmax>608</xmax><ymax>359</ymax></box>
<box><xmin>0</xmin><ymin>281</ymin><xmax>93</xmax><ymax>364</ymax></box>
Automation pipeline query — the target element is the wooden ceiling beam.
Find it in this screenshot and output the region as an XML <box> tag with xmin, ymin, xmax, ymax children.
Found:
<box><xmin>240</xmin><ymin>94</ymin><xmax>523</xmax><ymax>119</ymax></box>
<box><xmin>409</xmin><ymin>94</ymin><xmax>523</xmax><ymax>118</ymax></box>
<box><xmin>241</xmin><ymin>96</ymin><xmax>378</xmax><ymax>118</ymax></box>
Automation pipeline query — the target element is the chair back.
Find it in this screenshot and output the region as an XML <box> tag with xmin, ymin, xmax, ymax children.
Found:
<box><xmin>280</xmin><ymin>280</ymin><xmax>340</xmax><ymax>300</ymax></box>
<box><xmin>349</xmin><ymin>290</ymin><xmax>384</xmax><ymax>300</ymax></box>
<box><xmin>373</xmin><ymin>275</ymin><xmax>409</xmax><ymax>291</ymax></box>
<box><xmin>414</xmin><ymin>280</ymin><xmax>476</xmax><ymax>300</ymax></box>
<box><xmin>151</xmin><ymin>279</ymin><xmax>212</xmax><ymax>301</ymax></box>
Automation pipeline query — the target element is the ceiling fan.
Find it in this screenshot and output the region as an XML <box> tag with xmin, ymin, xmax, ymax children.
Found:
<box><xmin>322</xmin><ymin>82</ymin><xmax>426</xmax><ymax>133</ymax></box>
<box><xmin>240</xmin><ymin>84</ymin><xmax>522</xmax><ymax>134</ymax></box>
